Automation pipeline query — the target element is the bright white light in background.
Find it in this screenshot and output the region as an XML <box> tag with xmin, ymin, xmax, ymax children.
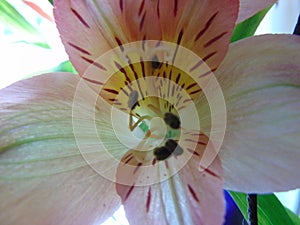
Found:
<box><xmin>0</xmin><ymin>0</ymin><xmax>68</xmax><ymax>89</ymax></box>
<box><xmin>0</xmin><ymin>0</ymin><xmax>299</xmax><ymax>224</ymax></box>
<box><xmin>256</xmin><ymin>0</ymin><xmax>300</xmax><ymax>34</ymax></box>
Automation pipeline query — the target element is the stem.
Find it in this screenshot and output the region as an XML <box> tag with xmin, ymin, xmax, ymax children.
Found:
<box><xmin>248</xmin><ymin>194</ymin><xmax>258</xmax><ymax>225</ymax></box>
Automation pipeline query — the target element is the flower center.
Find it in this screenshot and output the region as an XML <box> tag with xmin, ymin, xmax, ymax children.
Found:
<box><xmin>100</xmin><ymin>59</ymin><xmax>202</xmax><ymax>161</ymax></box>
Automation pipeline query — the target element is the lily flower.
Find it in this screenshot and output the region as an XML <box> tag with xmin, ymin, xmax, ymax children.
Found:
<box><xmin>1</xmin><ymin>0</ymin><xmax>299</xmax><ymax>225</ymax></box>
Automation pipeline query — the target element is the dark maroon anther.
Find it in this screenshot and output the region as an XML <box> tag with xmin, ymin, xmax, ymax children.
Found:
<box><xmin>164</xmin><ymin>112</ymin><xmax>180</xmax><ymax>129</ymax></box>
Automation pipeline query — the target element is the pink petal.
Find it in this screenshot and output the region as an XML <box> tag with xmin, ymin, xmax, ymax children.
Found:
<box><xmin>0</xmin><ymin>73</ymin><xmax>120</xmax><ymax>224</ymax></box>
<box><xmin>54</xmin><ymin>0</ymin><xmax>113</xmax><ymax>75</ymax></box>
<box><xmin>215</xmin><ymin>34</ymin><xmax>300</xmax><ymax>193</ymax></box>
<box><xmin>116</xmin><ymin>132</ymin><xmax>224</xmax><ymax>225</ymax></box>
<box><xmin>55</xmin><ymin>0</ymin><xmax>239</xmax><ymax>73</ymax></box>
<box><xmin>237</xmin><ymin>0</ymin><xmax>277</xmax><ymax>23</ymax></box>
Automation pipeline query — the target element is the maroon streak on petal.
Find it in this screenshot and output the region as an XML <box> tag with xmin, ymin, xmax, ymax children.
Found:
<box><xmin>156</xmin><ymin>0</ymin><xmax>160</xmax><ymax>18</ymax></box>
<box><xmin>81</xmin><ymin>56</ymin><xmax>107</xmax><ymax>71</ymax></box>
<box><xmin>198</xmin><ymin>70</ymin><xmax>212</xmax><ymax>78</ymax></box>
<box><xmin>121</xmin><ymin>88</ymin><xmax>129</xmax><ymax>96</ymax></box>
<box><xmin>174</xmin><ymin>0</ymin><xmax>178</xmax><ymax>17</ymax></box>
<box><xmin>184</xmin><ymin>139</ymin><xmax>207</xmax><ymax>145</ymax></box>
<box><xmin>187</xmin><ymin>148</ymin><xmax>200</xmax><ymax>157</ymax></box>
<box><xmin>82</xmin><ymin>77</ymin><xmax>104</xmax><ymax>86</ymax></box>
<box><xmin>199</xmin><ymin>165</ymin><xmax>221</xmax><ymax>179</ymax></box>
<box><xmin>189</xmin><ymin>89</ymin><xmax>203</xmax><ymax>95</ymax></box>
<box><xmin>203</xmin><ymin>51</ymin><xmax>217</xmax><ymax>61</ymax></box>
<box><xmin>123</xmin><ymin>153</ymin><xmax>133</xmax><ymax>161</ymax></box>
<box><xmin>139</xmin><ymin>12</ymin><xmax>146</xmax><ymax>32</ymax></box>
<box><xmin>125</xmin><ymin>183</ymin><xmax>136</xmax><ymax>201</ymax></box>
<box><xmin>195</xmin><ymin>11</ymin><xmax>219</xmax><ymax>42</ymax></box>
<box><xmin>138</xmin><ymin>0</ymin><xmax>145</xmax><ymax>16</ymax></box>
<box><xmin>114</xmin><ymin>61</ymin><xmax>132</xmax><ymax>83</ymax></box>
<box><xmin>133</xmin><ymin>162</ymin><xmax>143</xmax><ymax>174</ymax></box>
<box><xmin>67</xmin><ymin>42</ymin><xmax>91</xmax><ymax>55</ymax></box>
<box><xmin>115</xmin><ymin>37</ymin><xmax>124</xmax><ymax>51</ymax></box>
<box><xmin>124</xmin><ymin>155</ymin><xmax>134</xmax><ymax>164</ymax></box>
<box><xmin>188</xmin><ymin>185</ymin><xmax>200</xmax><ymax>202</ymax></box>
<box><xmin>204</xmin><ymin>32</ymin><xmax>228</xmax><ymax>48</ymax></box>
<box><xmin>146</xmin><ymin>187</ymin><xmax>152</xmax><ymax>213</ymax></box>
<box><xmin>103</xmin><ymin>88</ymin><xmax>119</xmax><ymax>95</ymax></box>
<box><xmin>70</xmin><ymin>8</ymin><xmax>90</xmax><ymax>28</ymax></box>
<box><xmin>183</xmin><ymin>98</ymin><xmax>193</xmax><ymax>103</ymax></box>
<box><xmin>186</xmin><ymin>82</ymin><xmax>197</xmax><ymax>90</ymax></box>
<box><xmin>119</xmin><ymin>0</ymin><xmax>124</xmax><ymax>12</ymax></box>
<box><xmin>189</xmin><ymin>60</ymin><xmax>204</xmax><ymax>73</ymax></box>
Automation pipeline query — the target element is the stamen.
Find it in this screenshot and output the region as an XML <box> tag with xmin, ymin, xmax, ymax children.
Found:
<box><xmin>164</xmin><ymin>112</ymin><xmax>180</xmax><ymax>129</ymax></box>
<box><xmin>129</xmin><ymin>113</ymin><xmax>151</xmax><ymax>131</ymax></box>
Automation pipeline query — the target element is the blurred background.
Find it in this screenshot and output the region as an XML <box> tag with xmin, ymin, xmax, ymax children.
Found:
<box><xmin>0</xmin><ymin>0</ymin><xmax>299</xmax><ymax>224</ymax></box>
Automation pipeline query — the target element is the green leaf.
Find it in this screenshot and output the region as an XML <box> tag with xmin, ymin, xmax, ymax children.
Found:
<box><xmin>0</xmin><ymin>0</ymin><xmax>50</xmax><ymax>48</ymax></box>
<box><xmin>229</xmin><ymin>191</ymin><xmax>295</xmax><ymax>225</ymax></box>
<box><xmin>48</xmin><ymin>0</ymin><xmax>53</xmax><ymax>5</ymax></box>
<box><xmin>0</xmin><ymin>0</ymin><xmax>39</xmax><ymax>35</ymax></box>
<box><xmin>285</xmin><ymin>207</ymin><xmax>300</xmax><ymax>225</ymax></box>
<box><xmin>52</xmin><ymin>61</ymin><xmax>77</xmax><ymax>73</ymax></box>
<box><xmin>23</xmin><ymin>60</ymin><xmax>77</xmax><ymax>80</ymax></box>
<box><xmin>231</xmin><ymin>5</ymin><xmax>272</xmax><ymax>42</ymax></box>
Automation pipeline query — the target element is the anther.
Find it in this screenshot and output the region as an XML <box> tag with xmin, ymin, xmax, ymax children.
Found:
<box><xmin>128</xmin><ymin>90</ymin><xmax>139</xmax><ymax>110</ymax></box>
<box><xmin>165</xmin><ymin>139</ymin><xmax>183</xmax><ymax>156</ymax></box>
<box><xmin>151</xmin><ymin>55</ymin><xmax>162</xmax><ymax>69</ymax></box>
<box><xmin>153</xmin><ymin>146</ymin><xmax>172</xmax><ymax>161</ymax></box>
<box><xmin>164</xmin><ymin>112</ymin><xmax>180</xmax><ymax>129</ymax></box>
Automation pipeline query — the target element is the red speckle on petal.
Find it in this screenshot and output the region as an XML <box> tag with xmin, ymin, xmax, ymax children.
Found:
<box><xmin>152</xmin><ymin>158</ymin><xmax>156</xmax><ymax>166</ymax></box>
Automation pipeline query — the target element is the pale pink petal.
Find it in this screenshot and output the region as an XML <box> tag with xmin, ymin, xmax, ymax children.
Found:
<box><xmin>0</xmin><ymin>73</ymin><xmax>120</xmax><ymax>224</ymax></box>
<box><xmin>55</xmin><ymin>0</ymin><xmax>239</xmax><ymax>73</ymax></box>
<box><xmin>116</xmin><ymin>132</ymin><xmax>224</xmax><ymax>225</ymax></box>
<box><xmin>54</xmin><ymin>0</ymin><xmax>113</xmax><ymax>74</ymax></box>
<box><xmin>237</xmin><ymin>0</ymin><xmax>277</xmax><ymax>23</ymax></box>
<box><xmin>215</xmin><ymin>34</ymin><xmax>300</xmax><ymax>193</ymax></box>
